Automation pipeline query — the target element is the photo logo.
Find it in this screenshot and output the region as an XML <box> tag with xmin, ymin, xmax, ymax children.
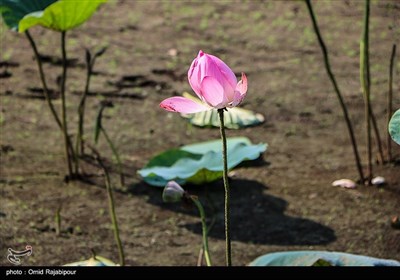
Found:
<box><xmin>7</xmin><ymin>245</ymin><xmax>33</xmax><ymax>265</ymax></box>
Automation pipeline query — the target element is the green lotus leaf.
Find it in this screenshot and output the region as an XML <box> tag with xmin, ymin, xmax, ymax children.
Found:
<box><xmin>64</xmin><ymin>256</ymin><xmax>117</xmax><ymax>266</ymax></box>
<box><xmin>249</xmin><ymin>251</ymin><xmax>400</xmax><ymax>266</ymax></box>
<box><xmin>180</xmin><ymin>92</ymin><xmax>265</xmax><ymax>129</ymax></box>
<box><xmin>138</xmin><ymin>137</ymin><xmax>267</xmax><ymax>187</ymax></box>
<box><xmin>389</xmin><ymin>109</ymin><xmax>400</xmax><ymax>145</ymax></box>
<box><xmin>18</xmin><ymin>0</ymin><xmax>107</xmax><ymax>32</ymax></box>
<box><xmin>0</xmin><ymin>0</ymin><xmax>57</xmax><ymax>31</ymax></box>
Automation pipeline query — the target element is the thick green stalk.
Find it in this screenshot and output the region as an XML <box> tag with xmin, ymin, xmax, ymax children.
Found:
<box><xmin>387</xmin><ymin>44</ymin><xmax>396</xmax><ymax>162</ymax></box>
<box><xmin>191</xmin><ymin>196</ymin><xmax>212</xmax><ymax>266</ymax></box>
<box><xmin>60</xmin><ymin>32</ymin><xmax>74</xmax><ymax>178</ymax></box>
<box><xmin>101</xmin><ymin>127</ymin><xmax>125</xmax><ymax>187</ymax></box>
<box><xmin>305</xmin><ymin>0</ymin><xmax>364</xmax><ymax>183</ymax></box>
<box><xmin>361</xmin><ymin>0</ymin><xmax>372</xmax><ymax>185</ymax></box>
<box><xmin>218</xmin><ymin>109</ymin><xmax>231</xmax><ymax>266</ymax></box>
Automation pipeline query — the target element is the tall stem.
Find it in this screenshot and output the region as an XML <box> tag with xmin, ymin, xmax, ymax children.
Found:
<box><xmin>60</xmin><ymin>32</ymin><xmax>74</xmax><ymax>178</ymax></box>
<box><xmin>305</xmin><ymin>0</ymin><xmax>364</xmax><ymax>183</ymax></box>
<box><xmin>191</xmin><ymin>196</ymin><xmax>212</xmax><ymax>267</ymax></box>
<box><xmin>101</xmin><ymin>127</ymin><xmax>125</xmax><ymax>187</ymax></box>
<box><xmin>94</xmin><ymin>149</ymin><xmax>125</xmax><ymax>266</ymax></box>
<box><xmin>369</xmin><ymin>104</ymin><xmax>384</xmax><ymax>164</ymax></box>
<box><xmin>387</xmin><ymin>44</ymin><xmax>396</xmax><ymax>162</ymax></box>
<box><xmin>76</xmin><ymin>55</ymin><xmax>92</xmax><ymax>156</ymax></box>
<box><xmin>26</xmin><ymin>31</ymin><xmax>75</xmax><ymax>161</ymax></box>
<box><xmin>218</xmin><ymin>109</ymin><xmax>231</xmax><ymax>266</ymax></box>
<box><xmin>25</xmin><ymin>31</ymin><xmax>62</xmax><ymax>129</ymax></box>
<box><xmin>361</xmin><ymin>0</ymin><xmax>372</xmax><ymax>184</ymax></box>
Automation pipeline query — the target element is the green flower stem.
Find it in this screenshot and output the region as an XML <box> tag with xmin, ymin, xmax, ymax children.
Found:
<box><xmin>305</xmin><ymin>0</ymin><xmax>364</xmax><ymax>183</ymax></box>
<box><xmin>387</xmin><ymin>44</ymin><xmax>396</xmax><ymax>162</ymax></box>
<box><xmin>25</xmin><ymin>31</ymin><xmax>62</xmax><ymax>130</ymax></box>
<box><xmin>361</xmin><ymin>0</ymin><xmax>372</xmax><ymax>184</ymax></box>
<box><xmin>25</xmin><ymin>31</ymin><xmax>75</xmax><ymax>164</ymax></box>
<box><xmin>91</xmin><ymin>146</ymin><xmax>125</xmax><ymax>266</ymax></box>
<box><xmin>103</xmin><ymin>162</ymin><xmax>125</xmax><ymax>266</ymax></box>
<box><xmin>60</xmin><ymin>31</ymin><xmax>74</xmax><ymax>178</ymax></box>
<box><xmin>101</xmin><ymin>127</ymin><xmax>125</xmax><ymax>187</ymax></box>
<box><xmin>190</xmin><ymin>196</ymin><xmax>212</xmax><ymax>266</ymax></box>
<box><xmin>218</xmin><ymin>108</ymin><xmax>231</xmax><ymax>266</ymax></box>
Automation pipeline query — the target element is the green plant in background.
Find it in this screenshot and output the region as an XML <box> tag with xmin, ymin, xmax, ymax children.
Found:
<box><xmin>88</xmin><ymin>145</ymin><xmax>125</xmax><ymax>266</ymax></box>
<box><xmin>20</xmin><ymin>0</ymin><xmax>106</xmax><ymax>178</ymax></box>
<box><xmin>162</xmin><ymin>181</ymin><xmax>212</xmax><ymax>266</ymax></box>
<box><xmin>1</xmin><ymin>0</ymin><xmax>107</xmax><ymax>179</ymax></box>
<box><xmin>0</xmin><ymin>0</ymin><xmax>56</xmax><ymax>31</ymax></box>
<box><xmin>304</xmin><ymin>0</ymin><xmax>364</xmax><ymax>183</ymax></box>
<box><xmin>0</xmin><ymin>0</ymin><xmax>66</xmax><ymax>158</ymax></box>
<box><xmin>18</xmin><ymin>0</ymin><xmax>107</xmax><ymax>32</ymax></box>
<box><xmin>94</xmin><ymin>101</ymin><xmax>125</xmax><ymax>188</ymax></box>
<box><xmin>360</xmin><ymin>0</ymin><xmax>386</xmax><ymax>183</ymax></box>
<box><xmin>76</xmin><ymin>46</ymin><xmax>107</xmax><ymax>164</ymax></box>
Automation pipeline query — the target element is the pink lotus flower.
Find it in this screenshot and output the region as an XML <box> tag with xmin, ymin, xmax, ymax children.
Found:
<box><xmin>160</xmin><ymin>50</ymin><xmax>247</xmax><ymax>113</ymax></box>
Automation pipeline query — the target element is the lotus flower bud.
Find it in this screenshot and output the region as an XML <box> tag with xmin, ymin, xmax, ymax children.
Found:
<box><xmin>162</xmin><ymin>181</ymin><xmax>185</xmax><ymax>203</ymax></box>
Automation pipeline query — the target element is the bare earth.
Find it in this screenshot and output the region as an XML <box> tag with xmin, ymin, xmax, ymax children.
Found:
<box><xmin>1</xmin><ymin>0</ymin><xmax>399</xmax><ymax>266</ymax></box>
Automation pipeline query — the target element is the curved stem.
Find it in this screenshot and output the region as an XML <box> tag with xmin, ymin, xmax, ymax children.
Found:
<box><xmin>305</xmin><ymin>0</ymin><xmax>364</xmax><ymax>183</ymax></box>
<box><xmin>26</xmin><ymin>31</ymin><xmax>75</xmax><ymax>164</ymax></box>
<box><xmin>60</xmin><ymin>31</ymin><xmax>74</xmax><ymax>178</ymax></box>
<box><xmin>25</xmin><ymin>31</ymin><xmax>62</xmax><ymax>129</ymax></box>
<box><xmin>92</xmin><ymin>147</ymin><xmax>125</xmax><ymax>266</ymax></box>
<box><xmin>218</xmin><ymin>109</ymin><xmax>231</xmax><ymax>266</ymax></box>
<box><xmin>191</xmin><ymin>196</ymin><xmax>212</xmax><ymax>267</ymax></box>
<box><xmin>101</xmin><ymin>127</ymin><xmax>125</xmax><ymax>187</ymax></box>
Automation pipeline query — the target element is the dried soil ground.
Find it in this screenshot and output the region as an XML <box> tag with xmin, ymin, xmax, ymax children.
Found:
<box><xmin>0</xmin><ymin>0</ymin><xmax>399</xmax><ymax>266</ymax></box>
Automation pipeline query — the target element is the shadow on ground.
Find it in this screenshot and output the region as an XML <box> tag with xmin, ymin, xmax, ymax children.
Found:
<box><xmin>129</xmin><ymin>178</ymin><xmax>336</xmax><ymax>246</ymax></box>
